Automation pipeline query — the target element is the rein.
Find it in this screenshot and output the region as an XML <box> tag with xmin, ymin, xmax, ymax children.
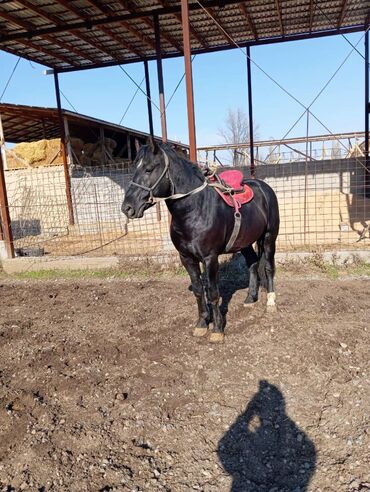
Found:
<box><xmin>129</xmin><ymin>149</ymin><xmax>208</xmax><ymax>204</ymax></box>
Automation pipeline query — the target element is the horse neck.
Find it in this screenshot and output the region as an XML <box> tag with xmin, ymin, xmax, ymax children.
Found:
<box><xmin>168</xmin><ymin>153</ymin><xmax>204</xmax><ymax>192</ymax></box>
<box><xmin>165</xmin><ymin>153</ymin><xmax>207</xmax><ymax>215</ymax></box>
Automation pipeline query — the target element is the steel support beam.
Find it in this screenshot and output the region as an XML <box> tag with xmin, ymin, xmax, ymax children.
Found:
<box><xmin>365</xmin><ymin>27</ymin><xmax>369</xmax><ymax>197</ymax></box>
<box><xmin>144</xmin><ymin>60</ymin><xmax>154</xmax><ymax>137</ymax></box>
<box><xmin>53</xmin><ymin>72</ymin><xmax>75</xmax><ymax>225</ymax></box>
<box><xmin>0</xmin><ymin>143</ymin><xmax>14</xmax><ymax>258</ymax></box>
<box><xmin>154</xmin><ymin>15</ymin><xmax>168</xmax><ymax>142</ymax></box>
<box><xmin>246</xmin><ymin>46</ymin><xmax>255</xmax><ymax>176</ymax></box>
<box><xmin>181</xmin><ymin>0</ymin><xmax>197</xmax><ymax>162</ymax></box>
<box><xmin>54</xmin><ymin>25</ymin><xmax>365</xmax><ymax>74</ymax></box>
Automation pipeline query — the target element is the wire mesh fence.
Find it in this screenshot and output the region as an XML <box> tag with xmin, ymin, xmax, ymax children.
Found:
<box><xmin>2</xmin><ymin>153</ymin><xmax>370</xmax><ymax>262</ymax></box>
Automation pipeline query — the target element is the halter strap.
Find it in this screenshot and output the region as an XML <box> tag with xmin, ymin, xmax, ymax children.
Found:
<box><xmin>129</xmin><ymin>148</ymin><xmax>208</xmax><ymax>204</ymax></box>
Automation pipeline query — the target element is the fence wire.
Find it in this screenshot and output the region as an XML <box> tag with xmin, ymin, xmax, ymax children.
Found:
<box><xmin>2</xmin><ymin>149</ymin><xmax>370</xmax><ymax>260</ymax></box>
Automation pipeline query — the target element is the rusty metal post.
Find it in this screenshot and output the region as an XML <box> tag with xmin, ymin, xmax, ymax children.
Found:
<box><xmin>181</xmin><ymin>0</ymin><xmax>197</xmax><ymax>162</ymax></box>
<box><xmin>53</xmin><ymin>71</ymin><xmax>75</xmax><ymax>225</ymax></box>
<box><xmin>0</xmin><ymin>147</ymin><xmax>14</xmax><ymax>258</ymax></box>
<box><xmin>154</xmin><ymin>15</ymin><xmax>168</xmax><ymax>142</ymax></box>
<box><xmin>365</xmin><ymin>27</ymin><xmax>369</xmax><ymax>197</ymax></box>
<box><xmin>246</xmin><ymin>46</ymin><xmax>255</xmax><ymax>177</ymax></box>
<box><xmin>144</xmin><ymin>60</ymin><xmax>154</xmax><ymax>137</ymax></box>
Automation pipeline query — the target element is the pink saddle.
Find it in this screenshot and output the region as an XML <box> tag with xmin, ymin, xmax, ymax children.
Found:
<box><xmin>214</xmin><ymin>170</ymin><xmax>254</xmax><ymax>210</ymax></box>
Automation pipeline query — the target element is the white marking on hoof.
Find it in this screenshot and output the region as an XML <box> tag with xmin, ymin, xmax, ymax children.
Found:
<box><xmin>193</xmin><ymin>327</ymin><xmax>208</xmax><ymax>337</ymax></box>
<box><xmin>266</xmin><ymin>304</ymin><xmax>278</xmax><ymax>313</ymax></box>
<box><xmin>243</xmin><ymin>301</ymin><xmax>256</xmax><ymax>308</ymax></box>
<box><xmin>266</xmin><ymin>292</ymin><xmax>276</xmax><ymax>307</ymax></box>
<box><xmin>209</xmin><ymin>332</ymin><xmax>225</xmax><ymax>343</ymax></box>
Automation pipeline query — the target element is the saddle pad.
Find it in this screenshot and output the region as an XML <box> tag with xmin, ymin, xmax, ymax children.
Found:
<box><xmin>215</xmin><ymin>170</ymin><xmax>254</xmax><ymax>209</ymax></box>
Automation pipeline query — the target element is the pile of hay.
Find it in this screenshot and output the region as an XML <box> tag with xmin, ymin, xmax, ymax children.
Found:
<box><xmin>6</xmin><ymin>139</ymin><xmax>63</xmax><ymax>170</ymax></box>
<box><xmin>5</xmin><ymin>135</ymin><xmax>123</xmax><ymax>170</ymax></box>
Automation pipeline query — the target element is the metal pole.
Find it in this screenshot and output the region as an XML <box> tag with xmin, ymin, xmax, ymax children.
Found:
<box><xmin>365</xmin><ymin>27</ymin><xmax>369</xmax><ymax>197</ymax></box>
<box><xmin>181</xmin><ymin>0</ymin><xmax>197</xmax><ymax>162</ymax></box>
<box><xmin>246</xmin><ymin>46</ymin><xmax>255</xmax><ymax>177</ymax></box>
<box><xmin>144</xmin><ymin>60</ymin><xmax>154</xmax><ymax>137</ymax></box>
<box><xmin>53</xmin><ymin>71</ymin><xmax>75</xmax><ymax>225</ymax></box>
<box><xmin>0</xmin><ymin>147</ymin><xmax>14</xmax><ymax>258</ymax></box>
<box><xmin>154</xmin><ymin>14</ymin><xmax>168</xmax><ymax>142</ymax></box>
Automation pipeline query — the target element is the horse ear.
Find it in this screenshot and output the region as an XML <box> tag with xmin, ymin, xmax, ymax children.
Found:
<box><xmin>147</xmin><ymin>135</ymin><xmax>159</xmax><ymax>155</ymax></box>
<box><xmin>134</xmin><ymin>138</ymin><xmax>141</xmax><ymax>152</ymax></box>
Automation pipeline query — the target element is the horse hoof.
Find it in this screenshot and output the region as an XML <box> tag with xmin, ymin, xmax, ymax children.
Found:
<box><xmin>193</xmin><ymin>327</ymin><xmax>208</xmax><ymax>337</ymax></box>
<box><xmin>266</xmin><ymin>304</ymin><xmax>278</xmax><ymax>313</ymax></box>
<box><xmin>209</xmin><ymin>332</ymin><xmax>225</xmax><ymax>343</ymax></box>
<box><xmin>243</xmin><ymin>301</ymin><xmax>256</xmax><ymax>308</ymax></box>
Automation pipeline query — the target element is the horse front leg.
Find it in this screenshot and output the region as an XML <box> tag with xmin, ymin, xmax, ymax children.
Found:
<box><xmin>203</xmin><ymin>255</ymin><xmax>225</xmax><ymax>343</ymax></box>
<box><xmin>180</xmin><ymin>253</ymin><xmax>210</xmax><ymax>337</ymax></box>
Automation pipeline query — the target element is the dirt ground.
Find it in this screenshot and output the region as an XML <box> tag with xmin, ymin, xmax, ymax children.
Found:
<box><xmin>0</xmin><ymin>258</ymin><xmax>369</xmax><ymax>491</ymax></box>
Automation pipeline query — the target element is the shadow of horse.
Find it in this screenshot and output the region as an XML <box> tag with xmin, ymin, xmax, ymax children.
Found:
<box><xmin>218</xmin><ymin>380</ymin><xmax>316</xmax><ymax>492</ymax></box>
<box><xmin>218</xmin><ymin>254</ymin><xmax>250</xmax><ymax>317</ymax></box>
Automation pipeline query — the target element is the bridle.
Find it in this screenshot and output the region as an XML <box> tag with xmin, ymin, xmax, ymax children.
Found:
<box><xmin>128</xmin><ymin>148</ymin><xmax>208</xmax><ymax>204</ymax></box>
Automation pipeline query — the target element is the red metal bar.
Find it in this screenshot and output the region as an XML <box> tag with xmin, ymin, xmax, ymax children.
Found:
<box><xmin>154</xmin><ymin>14</ymin><xmax>168</xmax><ymax>142</ymax></box>
<box><xmin>181</xmin><ymin>0</ymin><xmax>197</xmax><ymax>162</ymax></box>
<box><xmin>246</xmin><ymin>46</ymin><xmax>255</xmax><ymax>177</ymax></box>
<box><xmin>0</xmin><ymin>148</ymin><xmax>14</xmax><ymax>258</ymax></box>
<box><xmin>365</xmin><ymin>27</ymin><xmax>369</xmax><ymax>197</ymax></box>
<box><xmin>53</xmin><ymin>71</ymin><xmax>75</xmax><ymax>225</ymax></box>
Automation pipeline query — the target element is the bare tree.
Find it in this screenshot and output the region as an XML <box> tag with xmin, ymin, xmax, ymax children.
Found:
<box><xmin>218</xmin><ymin>108</ymin><xmax>258</xmax><ymax>166</ymax></box>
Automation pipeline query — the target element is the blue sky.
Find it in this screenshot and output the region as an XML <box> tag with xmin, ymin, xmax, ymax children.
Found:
<box><xmin>0</xmin><ymin>31</ymin><xmax>366</xmax><ymax>146</ymax></box>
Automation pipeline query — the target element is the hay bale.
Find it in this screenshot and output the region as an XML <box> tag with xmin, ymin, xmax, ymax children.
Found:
<box><xmin>91</xmin><ymin>138</ymin><xmax>118</xmax><ymax>164</ymax></box>
<box><xmin>14</xmin><ymin>140</ymin><xmax>47</xmax><ymax>164</ymax></box>
<box><xmin>6</xmin><ymin>139</ymin><xmax>64</xmax><ymax>169</ymax></box>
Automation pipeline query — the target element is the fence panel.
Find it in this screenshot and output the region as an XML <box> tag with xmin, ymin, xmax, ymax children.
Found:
<box><xmin>3</xmin><ymin>157</ymin><xmax>369</xmax><ymax>260</ymax></box>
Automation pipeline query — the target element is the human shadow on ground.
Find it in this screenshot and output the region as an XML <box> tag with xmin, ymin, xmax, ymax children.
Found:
<box><xmin>218</xmin><ymin>380</ymin><xmax>316</xmax><ymax>492</ymax></box>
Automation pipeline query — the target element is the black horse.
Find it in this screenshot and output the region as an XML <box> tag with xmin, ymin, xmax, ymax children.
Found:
<box><xmin>121</xmin><ymin>139</ymin><xmax>279</xmax><ymax>343</ymax></box>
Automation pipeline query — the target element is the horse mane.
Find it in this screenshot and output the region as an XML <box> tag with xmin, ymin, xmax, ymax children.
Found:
<box><xmin>161</xmin><ymin>143</ymin><xmax>204</xmax><ymax>182</ymax></box>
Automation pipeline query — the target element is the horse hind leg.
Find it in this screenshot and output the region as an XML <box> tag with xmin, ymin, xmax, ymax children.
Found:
<box><xmin>180</xmin><ymin>254</ymin><xmax>210</xmax><ymax>337</ymax></box>
<box><xmin>262</xmin><ymin>232</ymin><xmax>278</xmax><ymax>312</ymax></box>
<box><xmin>241</xmin><ymin>244</ymin><xmax>260</xmax><ymax>307</ymax></box>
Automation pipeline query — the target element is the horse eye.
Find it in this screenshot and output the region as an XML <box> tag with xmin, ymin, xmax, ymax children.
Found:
<box><xmin>145</xmin><ymin>168</ymin><xmax>153</xmax><ymax>173</ymax></box>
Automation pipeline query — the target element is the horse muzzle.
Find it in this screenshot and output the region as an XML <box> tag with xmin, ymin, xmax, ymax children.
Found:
<box><xmin>121</xmin><ymin>201</ymin><xmax>151</xmax><ymax>219</ymax></box>
<box><xmin>121</xmin><ymin>202</ymin><xmax>136</xmax><ymax>218</ymax></box>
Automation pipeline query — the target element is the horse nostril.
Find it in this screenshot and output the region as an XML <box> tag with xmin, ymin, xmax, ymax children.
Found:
<box><xmin>122</xmin><ymin>203</ymin><xmax>135</xmax><ymax>218</ymax></box>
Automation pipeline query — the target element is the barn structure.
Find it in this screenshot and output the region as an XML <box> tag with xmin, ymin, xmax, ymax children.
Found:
<box><xmin>0</xmin><ymin>0</ymin><xmax>369</xmax><ymax>260</ymax></box>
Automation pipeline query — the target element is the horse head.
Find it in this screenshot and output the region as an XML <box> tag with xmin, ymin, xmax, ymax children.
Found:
<box><xmin>121</xmin><ymin>137</ymin><xmax>173</xmax><ymax>219</ymax></box>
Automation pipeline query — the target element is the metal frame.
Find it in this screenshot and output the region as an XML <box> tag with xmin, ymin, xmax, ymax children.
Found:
<box><xmin>365</xmin><ymin>26</ymin><xmax>369</xmax><ymax>197</ymax></box>
<box><xmin>154</xmin><ymin>14</ymin><xmax>168</xmax><ymax>143</ymax></box>
<box><xmin>0</xmin><ymin>147</ymin><xmax>14</xmax><ymax>258</ymax></box>
<box><xmin>246</xmin><ymin>46</ymin><xmax>255</xmax><ymax>176</ymax></box>
<box><xmin>144</xmin><ymin>60</ymin><xmax>154</xmax><ymax>137</ymax></box>
<box><xmin>182</xmin><ymin>0</ymin><xmax>197</xmax><ymax>162</ymax></box>
<box><xmin>53</xmin><ymin>72</ymin><xmax>75</xmax><ymax>226</ymax></box>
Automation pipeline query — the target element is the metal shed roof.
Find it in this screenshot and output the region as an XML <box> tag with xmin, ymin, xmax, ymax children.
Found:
<box><xmin>0</xmin><ymin>102</ymin><xmax>188</xmax><ymax>145</ymax></box>
<box><xmin>0</xmin><ymin>0</ymin><xmax>368</xmax><ymax>72</ymax></box>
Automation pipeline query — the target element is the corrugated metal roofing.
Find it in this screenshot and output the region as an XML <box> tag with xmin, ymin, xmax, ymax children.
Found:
<box><xmin>0</xmin><ymin>0</ymin><xmax>368</xmax><ymax>71</ymax></box>
<box><xmin>0</xmin><ymin>102</ymin><xmax>189</xmax><ymax>145</ymax></box>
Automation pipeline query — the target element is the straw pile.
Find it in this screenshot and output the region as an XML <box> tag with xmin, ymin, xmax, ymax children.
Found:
<box><xmin>5</xmin><ymin>136</ymin><xmax>122</xmax><ymax>170</ymax></box>
<box><xmin>6</xmin><ymin>138</ymin><xmax>63</xmax><ymax>169</ymax></box>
